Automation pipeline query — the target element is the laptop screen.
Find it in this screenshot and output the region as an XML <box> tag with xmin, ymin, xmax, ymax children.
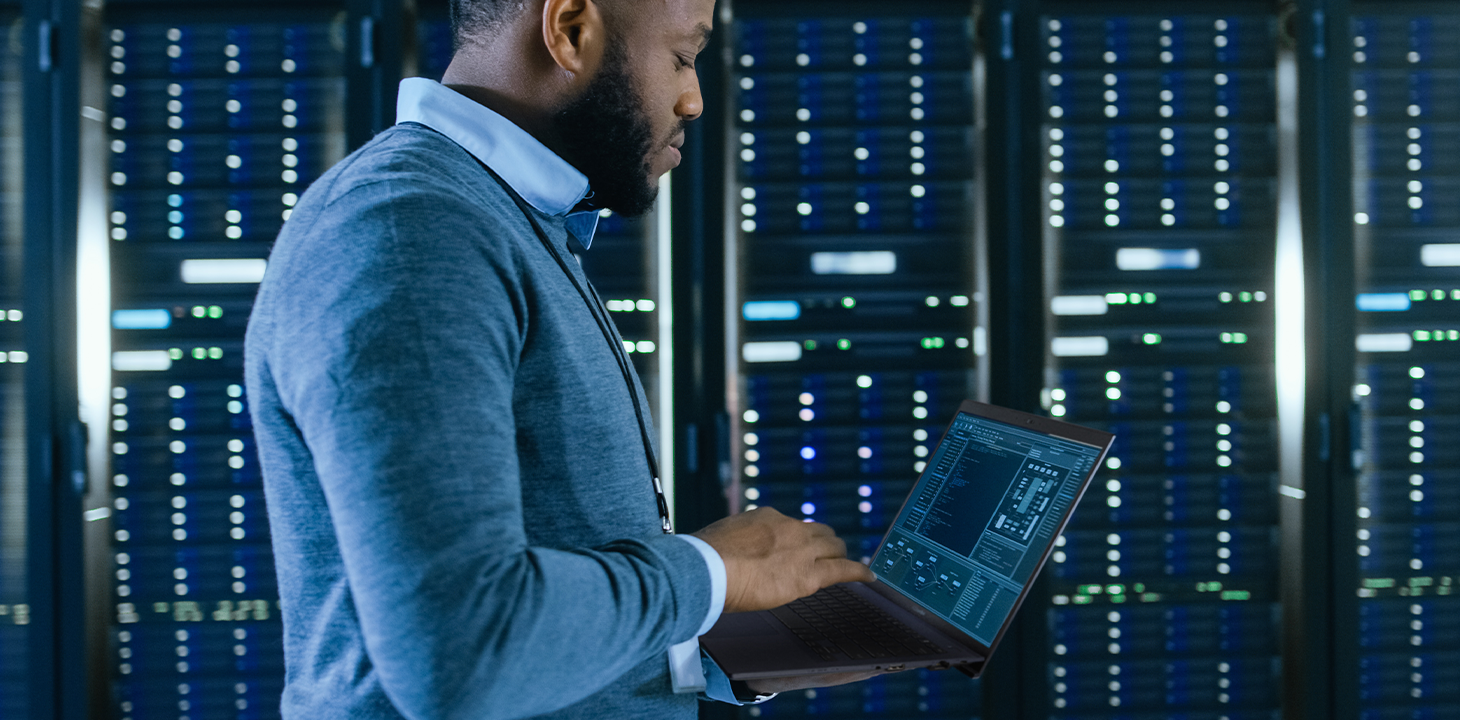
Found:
<box><xmin>871</xmin><ymin>410</ymin><xmax>1104</xmax><ymax>646</ymax></box>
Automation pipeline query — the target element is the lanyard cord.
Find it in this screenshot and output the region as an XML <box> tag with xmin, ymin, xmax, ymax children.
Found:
<box><xmin>481</xmin><ymin>165</ymin><xmax>673</xmax><ymax>535</ymax></box>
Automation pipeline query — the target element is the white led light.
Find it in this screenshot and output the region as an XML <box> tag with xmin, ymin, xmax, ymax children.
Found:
<box><xmin>180</xmin><ymin>258</ymin><xmax>266</xmax><ymax>284</ymax></box>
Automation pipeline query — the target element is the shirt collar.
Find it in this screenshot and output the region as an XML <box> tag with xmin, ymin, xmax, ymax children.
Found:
<box><xmin>395</xmin><ymin>77</ymin><xmax>601</xmax><ymax>249</ymax></box>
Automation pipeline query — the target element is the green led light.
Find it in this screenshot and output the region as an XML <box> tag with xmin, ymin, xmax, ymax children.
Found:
<box><xmin>1434</xmin><ymin>290</ymin><xmax>1446</xmax><ymax>301</ymax></box>
<box><xmin>920</xmin><ymin>337</ymin><xmax>945</xmax><ymax>349</ymax></box>
<box><xmin>1079</xmin><ymin>584</ymin><xmax>1103</xmax><ymax>595</ymax></box>
<box><xmin>1197</xmin><ymin>581</ymin><xmax>1223</xmax><ymax>592</ymax></box>
<box><xmin>804</xmin><ymin>340</ymin><xmax>817</xmax><ymax>350</ymax></box>
<box><xmin>208</xmin><ymin>305</ymin><xmax>223</xmax><ymax>318</ymax></box>
<box><xmin>1220</xmin><ymin>590</ymin><xmax>1251</xmax><ymax>601</ymax></box>
<box><xmin>208</xmin><ymin>347</ymin><xmax>223</xmax><ymax>359</ymax></box>
<box><xmin>1073</xmin><ymin>595</ymin><xmax>1092</xmax><ymax>604</ymax></box>
<box><xmin>1140</xmin><ymin>592</ymin><xmax>1162</xmax><ymax>602</ymax></box>
<box><xmin>168</xmin><ymin>348</ymin><xmax>183</xmax><ymax>360</ymax></box>
<box><xmin>1411</xmin><ymin>289</ymin><xmax>1427</xmax><ymax>301</ymax></box>
<box><xmin>1143</xmin><ymin>293</ymin><xmax>1156</xmax><ymax>303</ymax></box>
<box><xmin>1110</xmin><ymin>594</ymin><xmax>1127</xmax><ymax>603</ymax></box>
<box><xmin>1415</xmin><ymin>330</ymin><xmax>1432</xmax><ymax>341</ymax></box>
<box><xmin>192</xmin><ymin>347</ymin><xmax>207</xmax><ymax>359</ymax></box>
<box><xmin>1129</xmin><ymin>293</ymin><xmax>1143</xmax><ymax>305</ymax></box>
<box><xmin>192</xmin><ymin>306</ymin><xmax>206</xmax><ymax>318</ymax></box>
<box><xmin>1142</xmin><ymin>333</ymin><xmax>1162</xmax><ymax>345</ymax></box>
<box><xmin>1239</xmin><ymin>291</ymin><xmax>1253</xmax><ymax>302</ymax></box>
<box><xmin>1106</xmin><ymin>293</ymin><xmax>1128</xmax><ymax>305</ymax></box>
<box><xmin>841</xmin><ymin>296</ymin><xmax>856</xmax><ymax>308</ymax></box>
<box><xmin>1106</xmin><ymin>584</ymin><xmax>1124</xmax><ymax>595</ymax></box>
<box><xmin>837</xmin><ymin>339</ymin><xmax>851</xmax><ymax>350</ymax></box>
<box><xmin>1219</xmin><ymin>292</ymin><xmax>1233</xmax><ymax>303</ymax></box>
<box><xmin>1363</xmin><ymin>578</ymin><xmax>1396</xmax><ymax>589</ymax></box>
<box><xmin>1410</xmin><ymin>577</ymin><xmax>1434</xmax><ymax>587</ymax></box>
<box><xmin>1133</xmin><ymin>583</ymin><xmax>1145</xmax><ymax>593</ymax></box>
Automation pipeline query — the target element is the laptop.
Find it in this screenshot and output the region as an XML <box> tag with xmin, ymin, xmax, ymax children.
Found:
<box><xmin>700</xmin><ymin>400</ymin><xmax>1114</xmax><ymax>680</ymax></box>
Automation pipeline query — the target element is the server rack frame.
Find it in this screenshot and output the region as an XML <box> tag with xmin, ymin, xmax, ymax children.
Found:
<box><xmin>977</xmin><ymin>2</ymin><xmax>1050</xmax><ymax>717</ymax></box>
<box><xmin>1291</xmin><ymin>1</ymin><xmax>1355</xmax><ymax>720</ymax></box>
<box><xmin>669</xmin><ymin>0</ymin><xmax>732</xmax><ymax>540</ymax></box>
<box><xmin>344</xmin><ymin>0</ymin><xmax>404</xmax><ymax>147</ymax></box>
<box><xmin>23</xmin><ymin>0</ymin><xmax>91</xmax><ymax>719</ymax></box>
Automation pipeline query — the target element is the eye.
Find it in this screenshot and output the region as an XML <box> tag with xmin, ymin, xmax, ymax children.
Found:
<box><xmin>676</xmin><ymin>54</ymin><xmax>696</xmax><ymax>70</ymax></box>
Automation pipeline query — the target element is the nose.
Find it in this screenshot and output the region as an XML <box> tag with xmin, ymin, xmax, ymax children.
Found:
<box><xmin>676</xmin><ymin>71</ymin><xmax>704</xmax><ymax>123</ymax></box>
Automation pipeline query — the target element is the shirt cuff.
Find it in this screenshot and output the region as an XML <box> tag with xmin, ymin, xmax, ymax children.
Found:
<box><xmin>674</xmin><ymin>534</ymin><xmax>725</xmax><ymax>636</ymax></box>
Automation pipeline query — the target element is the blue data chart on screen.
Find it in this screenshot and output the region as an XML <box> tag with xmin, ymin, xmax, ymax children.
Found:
<box><xmin>730</xmin><ymin>5</ymin><xmax>982</xmax><ymax>719</ymax></box>
<box><xmin>1036</xmin><ymin>7</ymin><xmax>1282</xmax><ymax>718</ymax></box>
<box><xmin>874</xmin><ymin>414</ymin><xmax>1100</xmax><ymax>645</ymax></box>
<box><xmin>1350</xmin><ymin>6</ymin><xmax>1460</xmax><ymax>717</ymax></box>
<box><xmin>105</xmin><ymin>7</ymin><xmax>346</xmax><ymax>720</ymax></box>
<box><xmin>0</xmin><ymin>8</ymin><xmax>27</xmax><ymax>719</ymax></box>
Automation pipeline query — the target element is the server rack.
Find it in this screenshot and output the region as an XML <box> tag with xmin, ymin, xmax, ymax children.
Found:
<box><xmin>1032</xmin><ymin>3</ymin><xmax>1284</xmax><ymax>718</ymax></box>
<box><xmin>101</xmin><ymin>4</ymin><xmax>348</xmax><ymax>718</ymax></box>
<box><xmin>1347</xmin><ymin>3</ymin><xmax>1460</xmax><ymax>717</ymax></box>
<box><xmin>723</xmin><ymin>2</ymin><xmax>987</xmax><ymax>717</ymax></box>
<box><xmin>1</xmin><ymin>4</ymin><xmax>28</xmax><ymax>716</ymax></box>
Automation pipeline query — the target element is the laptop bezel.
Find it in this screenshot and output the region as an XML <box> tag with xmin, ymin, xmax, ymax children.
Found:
<box><xmin>867</xmin><ymin>399</ymin><xmax>1113</xmax><ymax>666</ymax></box>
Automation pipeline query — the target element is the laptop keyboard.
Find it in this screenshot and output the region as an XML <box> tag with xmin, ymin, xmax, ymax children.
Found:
<box><xmin>770</xmin><ymin>584</ymin><xmax>945</xmax><ymax>661</ymax></box>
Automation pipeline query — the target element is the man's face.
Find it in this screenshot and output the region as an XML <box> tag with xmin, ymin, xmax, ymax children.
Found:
<box><xmin>552</xmin><ymin>0</ymin><xmax>715</xmax><ymax>216</ymax></box>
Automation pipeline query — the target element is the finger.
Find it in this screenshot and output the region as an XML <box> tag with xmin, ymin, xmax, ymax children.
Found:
<box><xmin>801</xmin><ymin>521</ymin><xmax>838</xmax><ymax>538</ymax></box>
<box><xmin>816</xmin><ymin>557</ymin><xmax>876</xmax><ymax>585</ymax></box>
<box><xmin>806</xmin><ymin>533</ymin><xmax>848</xmax><ymax>560</ymax></box>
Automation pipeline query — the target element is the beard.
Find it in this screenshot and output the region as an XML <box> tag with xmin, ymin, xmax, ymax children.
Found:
<box><xmin>552</xmin><ymin>43</ymin><xmax>668</xmax><ymax>217</ymax></box>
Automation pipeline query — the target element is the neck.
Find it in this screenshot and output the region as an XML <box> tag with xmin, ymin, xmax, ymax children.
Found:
<box><xmin>440</xmin><ymin>40</ymin><xmax>575</xmax><ymax>159</ymax></box>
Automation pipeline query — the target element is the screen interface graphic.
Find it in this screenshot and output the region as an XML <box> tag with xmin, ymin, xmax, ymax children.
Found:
<box><xmin>873</xmin><ymin>413</ymin><xmax>1102</xmax><ymax>645</ymax></box>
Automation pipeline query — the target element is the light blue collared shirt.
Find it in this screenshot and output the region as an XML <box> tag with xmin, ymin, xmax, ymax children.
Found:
<box><xmin>393</xmin><ymin>77</ymin><xmax>728</xmax><ymax>643</ymax></box>
<box><xmin>395</xmin><ymin>77</ymin><xmax>603</xmax><ymax>249</ymax></box>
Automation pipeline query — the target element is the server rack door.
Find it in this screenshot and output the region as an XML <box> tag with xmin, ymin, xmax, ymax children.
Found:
<box><xmin>102</xmin><ymin>4</ymin><xmax>348</xmax><ymax>718</ymax></box>
<box><xmin>726</xmin><ymin>2</ymin><xmax>986</xmax><ymax>717</ymax></box>
<box><xmin>0</xmin><ymin>5</ymin><xmax>28</xmax><ymax>717</ymax></box>
<box><xmin>1348</xmin><ymin>3</ymin><xmax>1460</xmax><ymax>716</ymax></box>
<box><xmin>1033</xmin><ymin>4</ymin><xmax>1284</xmax><ymax>717</ymax></box>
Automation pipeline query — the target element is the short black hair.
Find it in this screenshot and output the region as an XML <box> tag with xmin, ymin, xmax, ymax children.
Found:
<box><xmin>450</xmin><ymin>0</ymin><xmax>527</xmax><ymax>48</ymax></box>
<box><xmin>450</xmin><ymin>0</ymin><xmax>627</xmax><ymax>49</ymax></box>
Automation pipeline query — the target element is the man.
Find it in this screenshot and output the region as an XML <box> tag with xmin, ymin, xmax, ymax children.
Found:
<box><xmin>244</xmin><ymin>0</ymin><xmax>878</xmax><ymax>717</ymax></box>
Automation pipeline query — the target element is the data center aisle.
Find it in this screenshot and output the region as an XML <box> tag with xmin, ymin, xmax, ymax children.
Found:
<box><xmin>103</xmin><ymin>5</ymin><xmax>348</xmax><ymax>718</ymax></box>
<box><xmin>1035</xmin><ymin>6</ymin><xmax>1283</xmax><ymax>718</ymax></box>
<box><xmin>1349</xmin><ymin>4</ymin><xmax>1460</xmax><ymax>716</ymax></box>
<box><xmin>726</xmin><ymin>3</ymin><xmax>986</xmax><ymax>717</ymax></box>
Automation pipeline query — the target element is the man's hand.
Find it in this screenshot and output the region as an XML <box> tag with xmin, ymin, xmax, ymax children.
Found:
<box><xmin>691</xmin><ymin>507</ymin><xmax>875</xmax><ymax>614</ymax></box>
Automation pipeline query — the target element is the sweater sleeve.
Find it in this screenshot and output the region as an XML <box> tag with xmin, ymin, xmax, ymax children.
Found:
<box><xmin>259</xmin><ymin>178</ymin><xmax>711</xmax><ymax>720</ymax></box>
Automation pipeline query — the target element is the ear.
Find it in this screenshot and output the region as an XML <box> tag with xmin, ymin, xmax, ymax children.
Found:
<box><xmin>542</xmin><ymin>0</ymin><xmax>606</xmax><ymax>77</ymax></box>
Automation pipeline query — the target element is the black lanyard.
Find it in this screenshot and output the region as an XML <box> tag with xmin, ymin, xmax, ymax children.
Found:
<box><xmin>481</xmin><ymin>165</ymin><xmax>673</xmax><ymax>535</ymax></box>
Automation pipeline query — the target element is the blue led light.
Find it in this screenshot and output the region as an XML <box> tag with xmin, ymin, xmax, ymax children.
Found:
<box><xmin>112</xmin><ymin>309</ymin><xmax>172</xmax><ymax>329</ymax></box>
<box><xmin>743</xmin><ymin>300</ymin><xmax>802</xmax><ymax>321</ymax></box>
<box><xmin>1356</xmin><ymin>293</ymin><xmax>1411</xmax><ymax>312</ymax></box>
<box><xmin>800</xmin><ymin>446</ymin><xmax>816</xmax><ymax>460</ymax></box>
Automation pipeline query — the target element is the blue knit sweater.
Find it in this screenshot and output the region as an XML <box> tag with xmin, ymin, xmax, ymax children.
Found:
<box><xmin>245</xmin><ymin>122</ymin><xmax>711</xmax><ymax>720</ymax></box>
